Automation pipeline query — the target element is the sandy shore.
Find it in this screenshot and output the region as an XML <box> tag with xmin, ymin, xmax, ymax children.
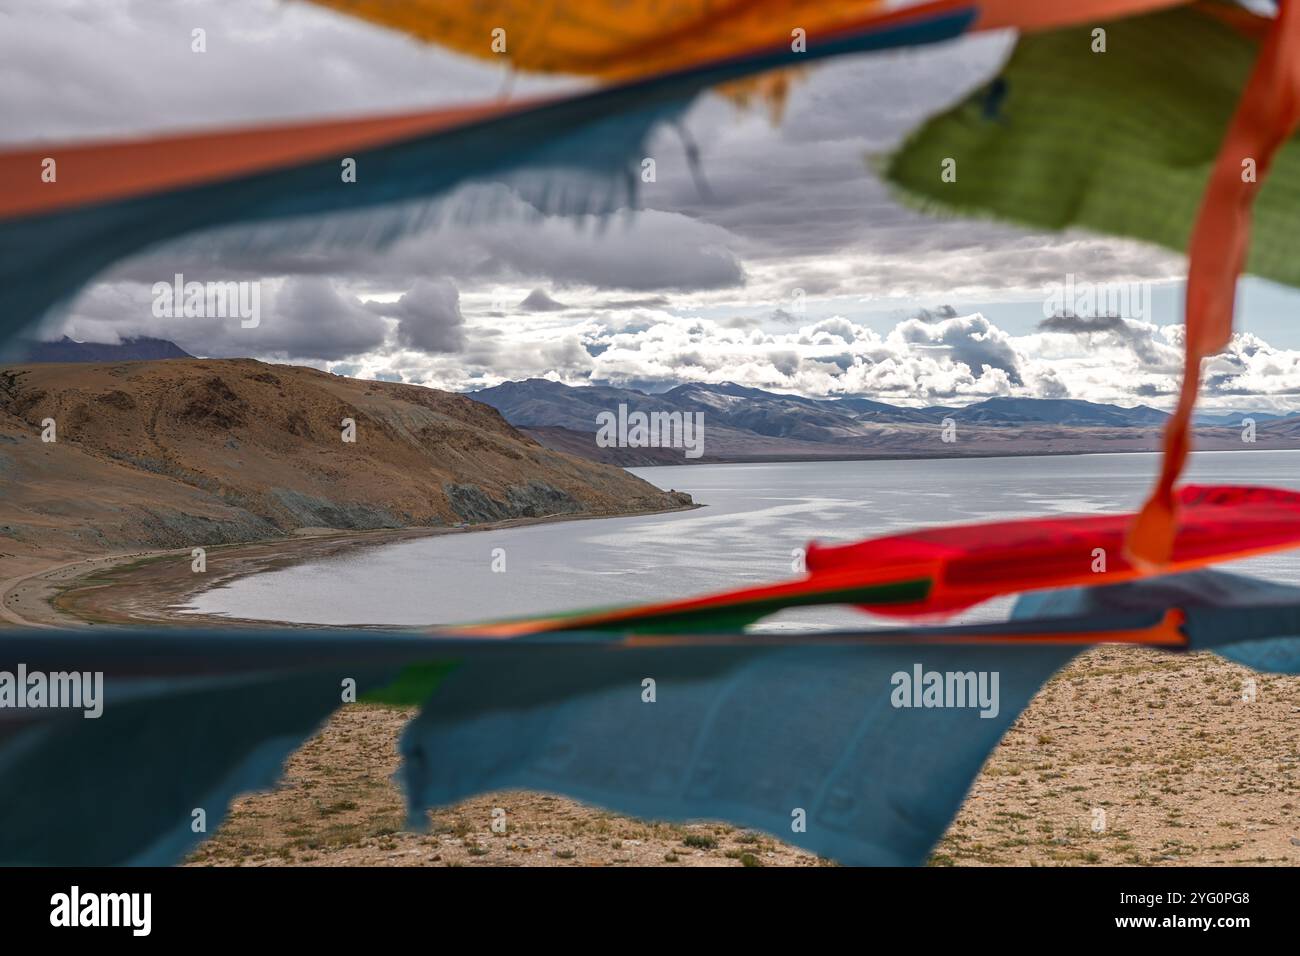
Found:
<box><xmin>6</xmin><ymin>508</ymin><xmax>1300</xmax><ymax>867</ymax></box>
<box><xmin>2</xmin><ymin>505</ymin><xmax>699</xmax><ymax>630</ymax></box>
<box><xmin>43</xmin><ymin>528</ymin><xmax>447</xmax><ymax>629</ymax></box>
<box><xmin>2</xmin><ymin>530</ymin><xmax>429</xmax><ymax>630</ymax></box>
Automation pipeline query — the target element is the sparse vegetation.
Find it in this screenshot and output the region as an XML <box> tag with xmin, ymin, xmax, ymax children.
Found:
<box><xmin>184</xmin><ymin>646</ymin><xmax>1300</xmax><ymax>869</ymax></box>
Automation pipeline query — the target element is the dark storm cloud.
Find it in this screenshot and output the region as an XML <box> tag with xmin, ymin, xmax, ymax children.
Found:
<box><xmin>911</xmin><ymin>305</ymin><xmax>959</xmax><ymax>323</ymax></box>
<box><xmin>1034</xmin><ymin>368</ymin><xmax>1070</xmax><ymax>399</ymax></box>
<box><xmin>719</xmin><ymin>308</ymin><xmax>800</xmax><ymax>331</ymax></box>
<box><xmin>767</xmin><ymin>350</ymin><xmax>801</xmax><ymax>376</ymax></box>
<box><xmin>367</xmin><ymin>279</ymin><xmax>467</xmax><ymax>354</ymax></box>
<box><xmin>1039</xmin><ymin>314</ymin><xmax>1128</xmax><ymax>334</ymax></box>
<box><xmin>897</xmin><ymin>313</ymin><xmax>1023</xmax><ymax>386</ymax></box>
<box><xmin>1204</xmin><ymin>380</ymin><xmax>1300</xmax><ymax>397</ymax></box>
<box><xmin>595</xmin><ymin>295</ymin><xmax>672</xmax><ymax>310</ymax></box>
<box><xmin>241</xmin><ymin>277</ymin><xmax>390</xmax><ymax>360</ymax></box>
<box><xmin>12</xmin><ymin>2</ymin><xmax>1184</xmax><ymax>312</ymax></box>
<box><xmin>806</xmin><ymin>317</ymin><xmax>859</xmax><ymax>343</ymax></box>
<box><xmin>99</xmin><ymin>193</ymin><xmax>746</xmax><ymax>297</ymax></box>
<box><xmin>519</xmin><ymin>289</ymin><xmax>569</xmax><ymax>312</ymax></box>
<box><xmin>11</xmin><ymin>0</ymin><xmax>1213</xmax><ymax>400</ymax></box>
<box><xmin>633</xmin><ymin>35</ymin><xmax>1182</xmax><ymax>290</ymax></box>
<box><xmin>55</xmin><ymin>276</ymin><xmax>388</xmax><ymax>361</ymax></box>
<box><xmin>822</xmin><ymin>352</ymin><xmax>856</xmax><ymax>371</ymax></box>
<box><xmin>1038</xmin><ymin>313</ymin><xmax>1175</xmax><ymax>369</ymax></box>
<box><xmin>634</xmin><ymin>38</ymin><xmax>1018</xmax><ymax>259</ymax></box>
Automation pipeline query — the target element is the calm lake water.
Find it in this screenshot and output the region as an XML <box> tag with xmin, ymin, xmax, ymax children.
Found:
<box><xmin>185</xmin><ymin>450</ymin><xmax>1300</xmax><ymax>628</ymax></box>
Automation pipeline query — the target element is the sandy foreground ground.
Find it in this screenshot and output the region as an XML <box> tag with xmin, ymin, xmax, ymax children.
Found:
<box><xmin>5</xmin><ymin>532</ymin><xmax>1300</xmax><ymax>866</ymax></box>
<box><xmin>182</xmin><ymin>649</ymin><xmax>1300</xmax><ymax>868</ymax></box>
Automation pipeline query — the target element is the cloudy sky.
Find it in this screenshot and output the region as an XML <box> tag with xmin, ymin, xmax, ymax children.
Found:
<box><xmin>7</xmin><ymin>0</ymin><xmax>1300</xmax><ymax>410</ymax></box>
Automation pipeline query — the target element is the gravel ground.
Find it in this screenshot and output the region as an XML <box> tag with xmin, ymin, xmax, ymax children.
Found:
<box><xmin>186</xmin><ymin>646</ymin><xmax>1300</xmax><ymax>867</ymax></box>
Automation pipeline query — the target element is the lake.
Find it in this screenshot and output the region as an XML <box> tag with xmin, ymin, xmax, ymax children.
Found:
<box><xmin>184</xmin><ymin>450</ymin><xmax>1300</xmax><ymax>628</ymax></box>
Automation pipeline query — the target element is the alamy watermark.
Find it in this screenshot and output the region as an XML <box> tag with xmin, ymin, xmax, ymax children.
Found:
<box><xmin>0</xmin><ymin>664</ymin><xmax>103</xmax><ymax>718</ymax></box>
<box><xmin>1042</xmin><ymin>273</ymin><xmax>1151</xmax><ymax>321</ymax></box>
<box><xmin>50</xmin><ymin>886</ymin><xmax>150</xmax><ymax>936</ymax></box>
<box><xmin>890</xmin><ymin>664</ymin><xmax>1000</xmax><ymax>719</ymax></box>
<box><xmin>595</xmin><ymin>404</ymin><xmax>704</xmax><ymax>459</ymax></box>
<box><xmin>152</xmin><ymin>273</ymin><xmax>260</xmax><ymax>328</ymax></box>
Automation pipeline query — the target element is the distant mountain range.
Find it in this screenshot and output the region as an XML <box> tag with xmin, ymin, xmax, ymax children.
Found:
<box><xmin>9</xmin><ymin>336</ymin><xmax>195</xmax><ymax>363</ymax></box>
<box><xmin>10</xmin><ymin>342</ymin><xmax>1294</xmax><ymax>464</ymax></box>
<box><xmin>471</xmin><ymin>378</ymin><xmax>1300</xmax><ymax>464</ymax></box>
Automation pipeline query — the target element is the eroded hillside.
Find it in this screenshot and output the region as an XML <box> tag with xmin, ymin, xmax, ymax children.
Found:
<box><xmin>0</xmin><ymin>359</ymin><xmax>690</xmax><ymax>571</ymax></box>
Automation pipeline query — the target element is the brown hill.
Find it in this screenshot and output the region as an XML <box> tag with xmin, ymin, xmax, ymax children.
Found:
<box><xmin>0</xmin><ymin>359</ymin><xmax>690</xmax><ymax>568</ymax></box>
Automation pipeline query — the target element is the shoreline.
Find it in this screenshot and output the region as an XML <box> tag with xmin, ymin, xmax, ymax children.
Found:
<box><xmin>12</xmin><ymin>442</ymin><xmax>1300</xmax><ymax>630</ymax></box>
<box><xmin>7</xmin><ymin>472</ymin><xmax>1300</xmax><ymax>867</ymax></box>
<box><xmin>575</xmin><ymin>441</ymin><xmax>1300</xmax><ymax>469</ymax></box>
<box><xmin>6</xmin><ymin>503</ymin><xmax>699</xmax><ymax>630</ymax></box>
<box><xmin>631</xmin><ymin>447</ymin><xmax>1179</xmax><ymax>466</ymax></box>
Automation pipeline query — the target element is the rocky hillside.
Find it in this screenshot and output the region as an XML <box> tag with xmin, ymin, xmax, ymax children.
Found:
<box><xmin>0</xmin><ymin>359</ymin><xmax>690</xmax><ymax>564</ymax></box>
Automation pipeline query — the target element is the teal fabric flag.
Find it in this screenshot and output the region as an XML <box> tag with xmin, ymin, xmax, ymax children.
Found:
<box><xmin>3</xmin><ymin>570</ymin><xmax>1300</xmax><ymax>866</ymax></box>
